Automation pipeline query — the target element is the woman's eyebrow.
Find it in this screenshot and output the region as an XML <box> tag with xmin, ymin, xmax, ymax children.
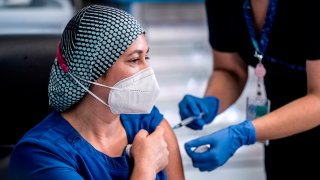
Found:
<box><xmin>127</xmin><ymin>48</ymin><xmax>149</xmax><ymax>56</ymax></box>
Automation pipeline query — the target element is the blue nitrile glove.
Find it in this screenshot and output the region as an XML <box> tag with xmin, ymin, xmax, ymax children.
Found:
<box><xmin>178</xmin><ymin>94</ymin><xmax>219</xmax><ymax>130</ymax></box>
<box><xmin>184</xmin><ymin>120</ymin><xmax>256</xmax><ymax>171</ymax></box>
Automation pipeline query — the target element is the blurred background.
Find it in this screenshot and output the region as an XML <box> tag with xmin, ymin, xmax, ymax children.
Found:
<box><xmin>0</xmin><ymin>0</ymin><xmax>266</xmax><ymax>179</ymax></box>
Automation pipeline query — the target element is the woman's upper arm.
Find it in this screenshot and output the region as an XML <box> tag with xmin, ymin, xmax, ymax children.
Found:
<box><xmin>213</xmin><ymin>49</ymin><xmax>248</xmax><ymax>81</ymax></box>
<box><xmin>158</xmin><ymin>119</ymin><xmax>185</xmax><ymax>180</ymax></box>
<box><xmin>307</xmin><ymin>60</ymin><xmax>320</xmax><ymax>95</ymax></box>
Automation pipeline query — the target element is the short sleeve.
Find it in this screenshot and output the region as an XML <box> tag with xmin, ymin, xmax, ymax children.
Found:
<box><xmin>304</xmin><ymin>0</ymin><xmax>320</xmax><ymax>60</ymax></box>
<box><xmin>205</xmin><ymin>0</ymin><xmax>244</xmax><ymax>52</ymax></box>
<box><xmin>120</xmin><ymin>106</ymin><xmax>164</xmax><ymax>143</ymax></box>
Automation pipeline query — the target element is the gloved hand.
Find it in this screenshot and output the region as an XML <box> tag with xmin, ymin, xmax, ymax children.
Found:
<box><xmin>184</xmin><ymin>120</ymin><xmax>256</xmax><ymax>171</ymax></box>
<box><xmin>178</xmin><ymin>94</ymin><xmax>219</xmax><ymax>130</ymax></box>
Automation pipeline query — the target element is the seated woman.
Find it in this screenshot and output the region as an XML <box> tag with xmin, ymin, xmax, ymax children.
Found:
<box><xmin>8</xmin><ymin>5</ymin><xmax>184</xmax><ymax>180</ymax></box>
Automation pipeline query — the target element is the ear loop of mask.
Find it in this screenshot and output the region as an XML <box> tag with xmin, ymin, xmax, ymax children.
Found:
<box><xmin>69</xmin><ymin>73</ymin><xmax>123</xmax><ymax>91</ymax></box>
<box><xmin>56</xmin><ymin>41</ymin><xmax>115</xmax><ymax>109</ymax></box>
<box><xmin>68</xmin><ymin>72</ymin><xmax>114</xmax><ymax>108</ymax></box>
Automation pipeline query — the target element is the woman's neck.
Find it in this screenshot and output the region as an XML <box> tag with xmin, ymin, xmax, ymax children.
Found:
<box><xmin>62</xmin><ymin>96</ymin><xmax>128</xmax><ymax>157</ymax></box>
<box><xmin>250</xmin><ymin>0</ymin><xmax>270</xmax><ymax>33</ymax></box>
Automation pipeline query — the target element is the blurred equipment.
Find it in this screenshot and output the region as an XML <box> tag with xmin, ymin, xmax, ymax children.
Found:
<box><xmin>0</xmin><ymin>34</ymin><xmax>60</xmax><ymax>145</ymax></box>
<box><xmin>0</xmin><ymin>34</ymin><xmax>60</xmax><ymax>179</ymax></box>
<box><xmin>0</xmin><ymin>0</ymin><xmax>74</xmax><ymax>34</ymax></box>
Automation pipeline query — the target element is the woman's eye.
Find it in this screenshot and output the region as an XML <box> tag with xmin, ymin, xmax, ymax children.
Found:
<box><xmin>128</xmin><ymin>56</ymin><xmax>150</xmax><ymax>65</ymax></box>
<box><xmin>129</xmin><ymin>59</ymin><xmax>139</xmax><ymax>64</ymax></box>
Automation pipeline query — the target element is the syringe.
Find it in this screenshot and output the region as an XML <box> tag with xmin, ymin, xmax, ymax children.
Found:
<box><xmin>172</xmin><ymin>113</ymin><xmax>205</xmax><ymax>130</ymax></box>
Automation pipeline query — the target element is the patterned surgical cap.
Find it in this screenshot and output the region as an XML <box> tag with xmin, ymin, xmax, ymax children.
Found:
<box><xmin>48</xmin><ymin>5</ymin><xmax>144</xmax><ymax>112</ymax></box>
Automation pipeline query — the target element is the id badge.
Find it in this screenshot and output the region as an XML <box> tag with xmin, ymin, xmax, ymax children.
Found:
<box><xmin>246</xmin><ymin>96</ymin><xmax>271</xmax><ymax>145</ymax></box>
<box><xmin>246</xmin><ymin>97</ymin><xmax>270</xmax><ymax>120</ymax></box>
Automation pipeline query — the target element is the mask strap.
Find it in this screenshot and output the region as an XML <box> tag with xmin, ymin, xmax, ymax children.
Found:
<box><xmin>56</xmin><ymin>41</ymin><xmax>69</xmax><ymax>73</ymax></box>
<box><xmin>70</xmin><ymin>73</ymin><xmax>123</xmax><ymax>91</ymax></box>
<box><xmin>68</xmin><ymin>73</ymin><xmax>112</xmax><ymax>108</ymax></box>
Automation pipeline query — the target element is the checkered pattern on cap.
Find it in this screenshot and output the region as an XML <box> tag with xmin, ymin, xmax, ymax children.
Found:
<box><xmin>48</xmin><ymin>5</ymin><xmax>144</xmax><ymax>112</ymax></box>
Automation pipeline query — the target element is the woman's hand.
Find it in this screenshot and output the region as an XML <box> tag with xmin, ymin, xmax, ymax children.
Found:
<box><xmin>130</xmin><ymin>126</ymin><xmax>169</xmax><ymax>179</ymax></box>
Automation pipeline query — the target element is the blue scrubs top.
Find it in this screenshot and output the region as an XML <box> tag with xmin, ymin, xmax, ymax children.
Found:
<box><xmin>8</xmin><ymin>106</ymin><xmax>166</xmax><ymax>180</ymax></box>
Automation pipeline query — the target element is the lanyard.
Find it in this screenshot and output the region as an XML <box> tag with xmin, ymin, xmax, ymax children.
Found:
<box><xmin>243</xmin><ymin>0</ymin><xmax>278</xmax><ymax>100</ymax></box>
<box><xmin>243</xmin><ymin>0</ymin><xmax>274</xmax><ymax>145</ymax></box>
<box><xmin>243</xmin><ymin>0</ymin><xmax>277</xmax><ymax>62</ymax></box>
<box><xmin>243</xmin><ymin>0</ymin><xmax>305</xmax><ymax>72</ymax></box>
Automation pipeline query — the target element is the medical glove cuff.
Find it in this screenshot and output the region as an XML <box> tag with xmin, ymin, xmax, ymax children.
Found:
<box><xmin>230</xmin><ymin>120</ymin><xmax>256</xmax><ymax>148</ymax></box>
<box><xmin>203</xmin><ymin>96</ymin><xmax>219</xmax><ymax>124</ymax></box>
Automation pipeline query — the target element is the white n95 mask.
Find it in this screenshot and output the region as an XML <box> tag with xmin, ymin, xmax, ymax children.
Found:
<box><xmin>69</xmin><ymin>67</ymin><xmax>160</xmax><ymax>114</ymax></box>
<box><xmin>108</xmin><ymin>67</ymin><xmax>160</xmax><ymax>114</ymax></box>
